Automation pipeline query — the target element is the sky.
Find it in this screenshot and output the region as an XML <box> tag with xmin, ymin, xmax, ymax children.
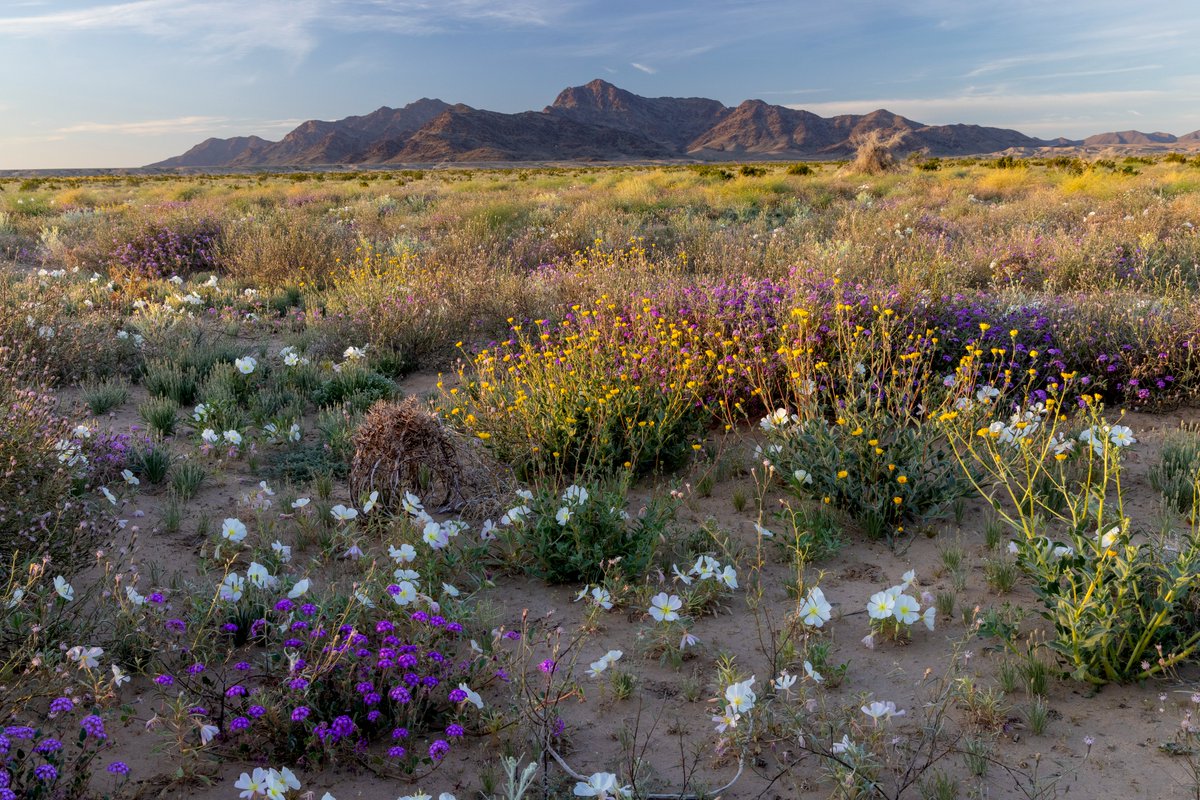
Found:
<box><xmin>1</xmin><ymin>0</ymin><xmax>1198</xmax><ymax>169</ymax></box>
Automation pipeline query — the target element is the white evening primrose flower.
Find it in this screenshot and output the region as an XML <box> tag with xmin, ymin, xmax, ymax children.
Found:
<box><xmin>1099</xmin><ymin>526</ymin><xmax>1120</xmax><ymax>549</ymax></box>
<box><xmin>100</xmin><ymin>486</ymin><xmax>117</xmax><ymax>505</ymax></box>
<box><xmin>458</xmin><ymin>683</ymin><xmax>484</xmax><ymax>709</ymax></box>
<box><xmin>480</xmin><ymin>518</ymin><xmax>497</xmax><ymax>540</ymax></box>
<box><xmin>201</xmin><ymin>428</ymin><xmax>219</xmax><ymax>444</ymax></box>
<box><xmin>901</xmin><ymin>569</ymin><xmax>916</xmax><ymax>588</ymax></box>
<box><xmin>246</xmin><ymin>562</ymin><xmax>277</xmax><ymax>590</ymax></box>
<box><xmin>220</xmin><ymin>572</ymin><xmax>245</xmax><ymax>603</ymax></box>
<box><xmin>922</xmin><ymin>606</ymin><xmax>937</xmax><ymax>631</ymax></box>
<box><xmin>862</xmin><ymin>700</ymin><xmax>904</xmax><ymax>723</ymax></box>
<box><xmin>223</xmin><ymin>429</ymin><xmax>242</xmax><ymax>446</ymax></box>
<box><xmin>773</xmin><ymin>670</ymin><xmax>798</xmax><ymax>692</ymax></box>
<box><xmin>125</xmin><ymin>586</ymin><xmax>146</xmax><ymax>605</ymax></box>
<box><xmin>291</xmin><ymin>497</ymin><xmax>310</xmax><ymax>509</ymax></box>
<box><xmin>868</xmin><ymin>592</ymin><xmax>897</xmax><ymax>623</ymax></box>
<box><xmin>234</xmin><ymin>356</ymin><xmax>256</xmax><ymax>374</ymax></box>
<box><xmin>648</xmin><ymin>593</ymin><xmax>682</xmax><ymax>622</ymax></box>
<box><xmin>724</xmin><ymin>677</ymin><xmax>757</xmax><ymax>713</ymax></box>
<box><xmin>573</xmin><ymin>772</ymin><xmax>631</xmax><ymax>799</ymax></box>
<box><xmin>712</xmin><ymin>705</ymin><xmax>741</xmax><ymax>733</ymax></box>
<box><xmin>718</xmin><ymin>565</ymin><xmax>738</xmax><ymax>590</ymax></box>
<box><xmin>392</xmin><ymin>581</ymin><xmax>418</xmax><ymax>606</ymax></box>
<box><xmin>671</xmin><ymin>563</ymin><xmax>693</xmax><ymax>585</ymax></box>
<box><xmin>516</xmin><ymin>488</ymin><xmax>534</xmax><ymax>501</ymax></box>
<box><xmin>753</xmin><ymin>522</ymin><xmax>774</xmax><ymax>538</ymax></box>
<box><xmin>112</xmin><ymin>664</ymin><xmax>130</xmax><ymax>687</ymax></box>
<box><xmin>867</xmin><ymin>591</ymin><xmax>895</xmax><ymax>620</ymax></box>
<box><xmin>799</xmin><ymin>587</ymin><xmax>832</xmax><ymax>627</ymax></box>
<box><xmin>423</xmin><ymin>521</ymin><xmax>449</xmax><ymax>549</ymax></box>
<box><xmin>793</xmin><ymin>468</ymin><xmax>814</xmax><ymax>485</ymax></box>
<box><xmin>67</xmin><ymin>645</ymin><xmax>103</xmax><ymax>669</ymax></box>
<box><xmin>343</xmin><ymin>345</ymin><xmax>366</xmax><ymax>360</ymax></box>
<box><xmin>680</xmin><ymin>631</ymin><xmax>699</xmax><ymax>649</ymax></box>
<box><xmin>394</xmin><ymin>568</ymin><xmax>420</xmax><ymax>582</ymax></box>
<box><xmin>363</xmin><ymin>490</ymin><xmax>379</xmax><ymax>513</ymax></box>
<box><xmin>331</xmin><ymin>504</ymin><xmax>358</xmax><ymax>522</ymax></box>
<box><xmin>892</xmin><ymin>594</ymin><xmax>921</xmax><ymax>625</ymax></box>
<box><xmin>221</xmin><ymin>518</ymin><xmax>247</xmax><ymax>543</ymax></box>
<box><xmin>803</xmin><ymin>661</ymin><xmax>824</xmax><ymax>683</ymax></box>
<box><xmin>832</xmin><ymin>734</ymin><xmax>853</xmax><ymax>754</ymax></box>
<box><xmin>389</xmin><ymin>543</ymin><xmax>417</xmax><ymax>563</ymax></box>
<box><xmin>287</xmin><ymin>578</ymin><xmax>310</xmax><ymax>599</ymax></box>
<box><xmin>691</xmin><ymin>555</ymin><xmax>719</xmax><ymax>580</ymax></box>
<box><xmin>442</xmin><ymin>583</ymin><xmax>460</xmax><ymax>597</ymax></box>
<box><xmin>587</xmin><ymin>658</ymin><xmax>611</xmax><ymax>679</ymax></box>
<box><xmin>271</xmin><ymin>540</ymin><xmax>292</xmax><ymax>563</ymax></box>
<box><xmin>402</xmin><ymin>491</ymin><xmax>424</xmax><ymax>515</ymax></box>
<box><xmin>288</xmin><ymin>422</ymin><xmax>301</xmax><ymax>441</ymax></box>
<box><xmin>563</xmin><ymin>484</ymin><xmax>589</xmax><ymax>506</ymax></box>
<box><xmin>590</xmin><ymin>587</ymin><xmax>614</xmax><ymax>609</ymax></box>
<box><xmin>54</xmin><ymin>576</ymin><xmax>75</xmax><ymax>601</ymax></box>
<box><xmin>1109</xmin><ymin>425</ymin><xmax>1136</xmax><ymax>447</ymax></box>
<box><xmin>199</xmin><ymin>724</ymin><xmax>219</xmax><ymax>745</ymax></box>
<box><xmin>121</xmin><ymin>469</ymin><xmax>140</xmax><ymax>486</ymax></box>
<box><xmin>556</xmin><ymin>506</ymin><xmax>573</xmax><ymax>526</ymax></box>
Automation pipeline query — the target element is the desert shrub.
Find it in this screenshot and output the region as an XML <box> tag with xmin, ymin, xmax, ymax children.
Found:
<box><xmin>950</xmin><ymin>397</ymin><xmax>1200</xmax><ymax>684</ymax></box>
<box><xmin>311</xmin><ymin>364</ymin><xmax>396</xmax><ymax>411</ymax></box>
<box><xmin>759</xmin><ymin>307</ymin><xmax>974</xmax><ymax>542</ymax></box>
<box><xmin>786</xmin><ymin>163</ymin><xmax>813</xmax><ymax>176</ymax></box>
<box><xmin>350</xmin><ymin>398</ymin><xmax>509</xmax><ymax>519</ymax></box>
<box><xmin>443</xmin><ymin>299</ymin><xmax>714</xmax><ymax>481</ymax></box>
<box><xmin>849</xmin><ymin>130</ymin><xmax>906</xmax><ymax>175</ymax></box>
<box><xmin>81</xmin><ymin>375</ymin><xmax>130</xmax><ymax>415</ymax></box>
<box><xmin>1150</xmin><ymin>428</ymin><xmax>1200</xmax><ymax>516</ymax></box>
<box><xmin>218</xmin><ymin>206</ymin><xmax>351</xmax><ymax>287</ymax></box>
<box><xmin>108</xmin><ymin>214</ymin><xmax>221</xmax><ymax>279</ymax></box>
<box><xmin>142</xmin><ymin>358</ymin><xmax>200</xmax><ymax>406</ymax></box>
<box><xmin>0</xmin><ymin>344</ymin><xmax>99</xmax><ymax>580</ymax></box>
<box><xmin>129</xmin><ymin>443</ymin><xmax>171</xmax><ymax>484</ymax></box>
<box><xmin>494</xmin><ymin>480</ymin><xmax>674</xmax><ymax>583</ymax></box>
<box><xmin>138</xmin><ymin>396</ymin><xmax>179</xmax><ymax>437</ymax></box>
<box><xmin>0</xmin><ymin>274</ymin><xmax>141</xmax><ymax>382</ymax></box>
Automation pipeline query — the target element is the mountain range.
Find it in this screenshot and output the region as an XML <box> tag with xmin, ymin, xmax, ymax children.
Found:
<box><xmin>148</xmin><ymin>79</ymin><xmax>1200</xmax><ymax>168</ymax></box>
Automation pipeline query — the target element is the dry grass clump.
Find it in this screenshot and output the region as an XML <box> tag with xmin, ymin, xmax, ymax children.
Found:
<box><xmin>848</xmin><ymin>130</ymin><xmax>907</xmax><ymax>175</ymax></box>
<box><xmin>350</xmin><ymin>397</ymin><xmax>510</xmax><ymax>519</ymax></box>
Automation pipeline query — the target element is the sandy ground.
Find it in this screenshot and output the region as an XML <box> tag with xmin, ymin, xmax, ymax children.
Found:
<box><xmin>56</xmin><ymin>376</ymin><xmax>1200</xmax><ymax>799</ymax></box>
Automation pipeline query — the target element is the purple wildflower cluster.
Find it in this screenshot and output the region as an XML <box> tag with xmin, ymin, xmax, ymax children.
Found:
<box><xmin>0</xmin><ymin>702</ymin><xmax>121</xmax><ymax>798</ymax></box>
<box><xmin>151</xmin><ymin>593</ymin><xmax>496</xmax><ymax>769</ymax></box>
<box><xmin>110</xmin><ymin>216</ymin><xmax>221</xmax><ymax>279</ymax></box>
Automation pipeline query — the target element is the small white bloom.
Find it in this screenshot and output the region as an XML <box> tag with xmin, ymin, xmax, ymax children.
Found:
<box><xmin>648</xmin><ymin>592</ymin><xmax>682</xmax><ymax>622</ymax></box>
<box><xmin>288</xmin><ymin>578</ymin><xmax>310</xmax><ymax>599</ymax></box>
<box><xmin>234</xmin><ymin>356</ymin><xmax>257</xmax><ymax>374</ymax></box>
<box><xmin>54</xmin><ymin>576</ymin><xmax>75</xmax><ymax>601</ymax></box>
<box><xmin>331</xmin><ymin>504</ymin><xmax>358</xmax><ymax>522</ymax></box>
<box><xmin>221</xmin><ymin>518</ymin><xmax>247</xmax><ymax>543</ymax></box>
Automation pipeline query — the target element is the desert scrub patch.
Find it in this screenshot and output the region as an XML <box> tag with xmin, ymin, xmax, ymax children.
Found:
<box><xmin>758</xmin><ymin>306</ymin><xmax>975</xmax><ymax>543</ymax></box>
<box><xmin>311</xmin><ymin>363</ymin><xmax>397</xmax><ymax>411</ymax></box>
<box><xmin>493</xmin><ymin>480</ymin><xmax>675</xmax><ymax>584</ymax></box>
<box><xmin>442</xmin><ymin>299</ymin><xmax>719</xmax><ymax>482</ymax></box>
<box><xmin>0</xmin><ymin>344</ymin><xmax>102</xmax><ymax>579</ymax></box>
<box><xmin>1149</xmin><ymin>428</ymin><xmax>1200</xmax><ymax>516</ymax></box>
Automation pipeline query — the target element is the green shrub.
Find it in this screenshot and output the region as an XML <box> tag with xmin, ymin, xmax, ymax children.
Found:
<box><xmin>142</xmin><ymin>358</ymin><xmax>200</xmax><ymax>406</ymax></box>
<box><xmin>1149</xmin><ymin>429</ymin><xmax>1200</xmax><ymax>516</ymax></box>
<box><xmin>170</xmin><ymin>461</ymin><xmax>207</xmax><ymax>501</ymax></box>
<box><xmin>81</xmin><ymin>376</ymin><xmax>130</xmax><ymax>415</ymax></box>
<box><xmin>130</xmin><ymin>443</ymin><xmax>171</xmax><ymax>484</ymax></box>
<box><xmin>139</xmin><ymin>396</ymin><xmax>179</xmax><ymax>437</ymax></box>
<box><xmin>498</xmin><ymin>481</ymin><xmax>674</xmax><ymax>584</ymax></box>
<box><xmin>311</xmin><ymin>365</ymin><xmax>396</xmax><ymax>411</ymax></box>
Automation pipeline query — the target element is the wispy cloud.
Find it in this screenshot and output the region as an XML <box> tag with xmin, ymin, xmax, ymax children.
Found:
<box><xmin>56</xmin><ymin>115</ymin><xmax>229</xmax><ymax>135</ymax></box>
<box><xmin>0</xmin><ymin>0</ymin><xmax>570</xmax><ymax>60</ymax></box>
<box><xmin>630</xmin><ymin>62</ymin><xmax>655</xmax><ymax>74</ymax></box>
